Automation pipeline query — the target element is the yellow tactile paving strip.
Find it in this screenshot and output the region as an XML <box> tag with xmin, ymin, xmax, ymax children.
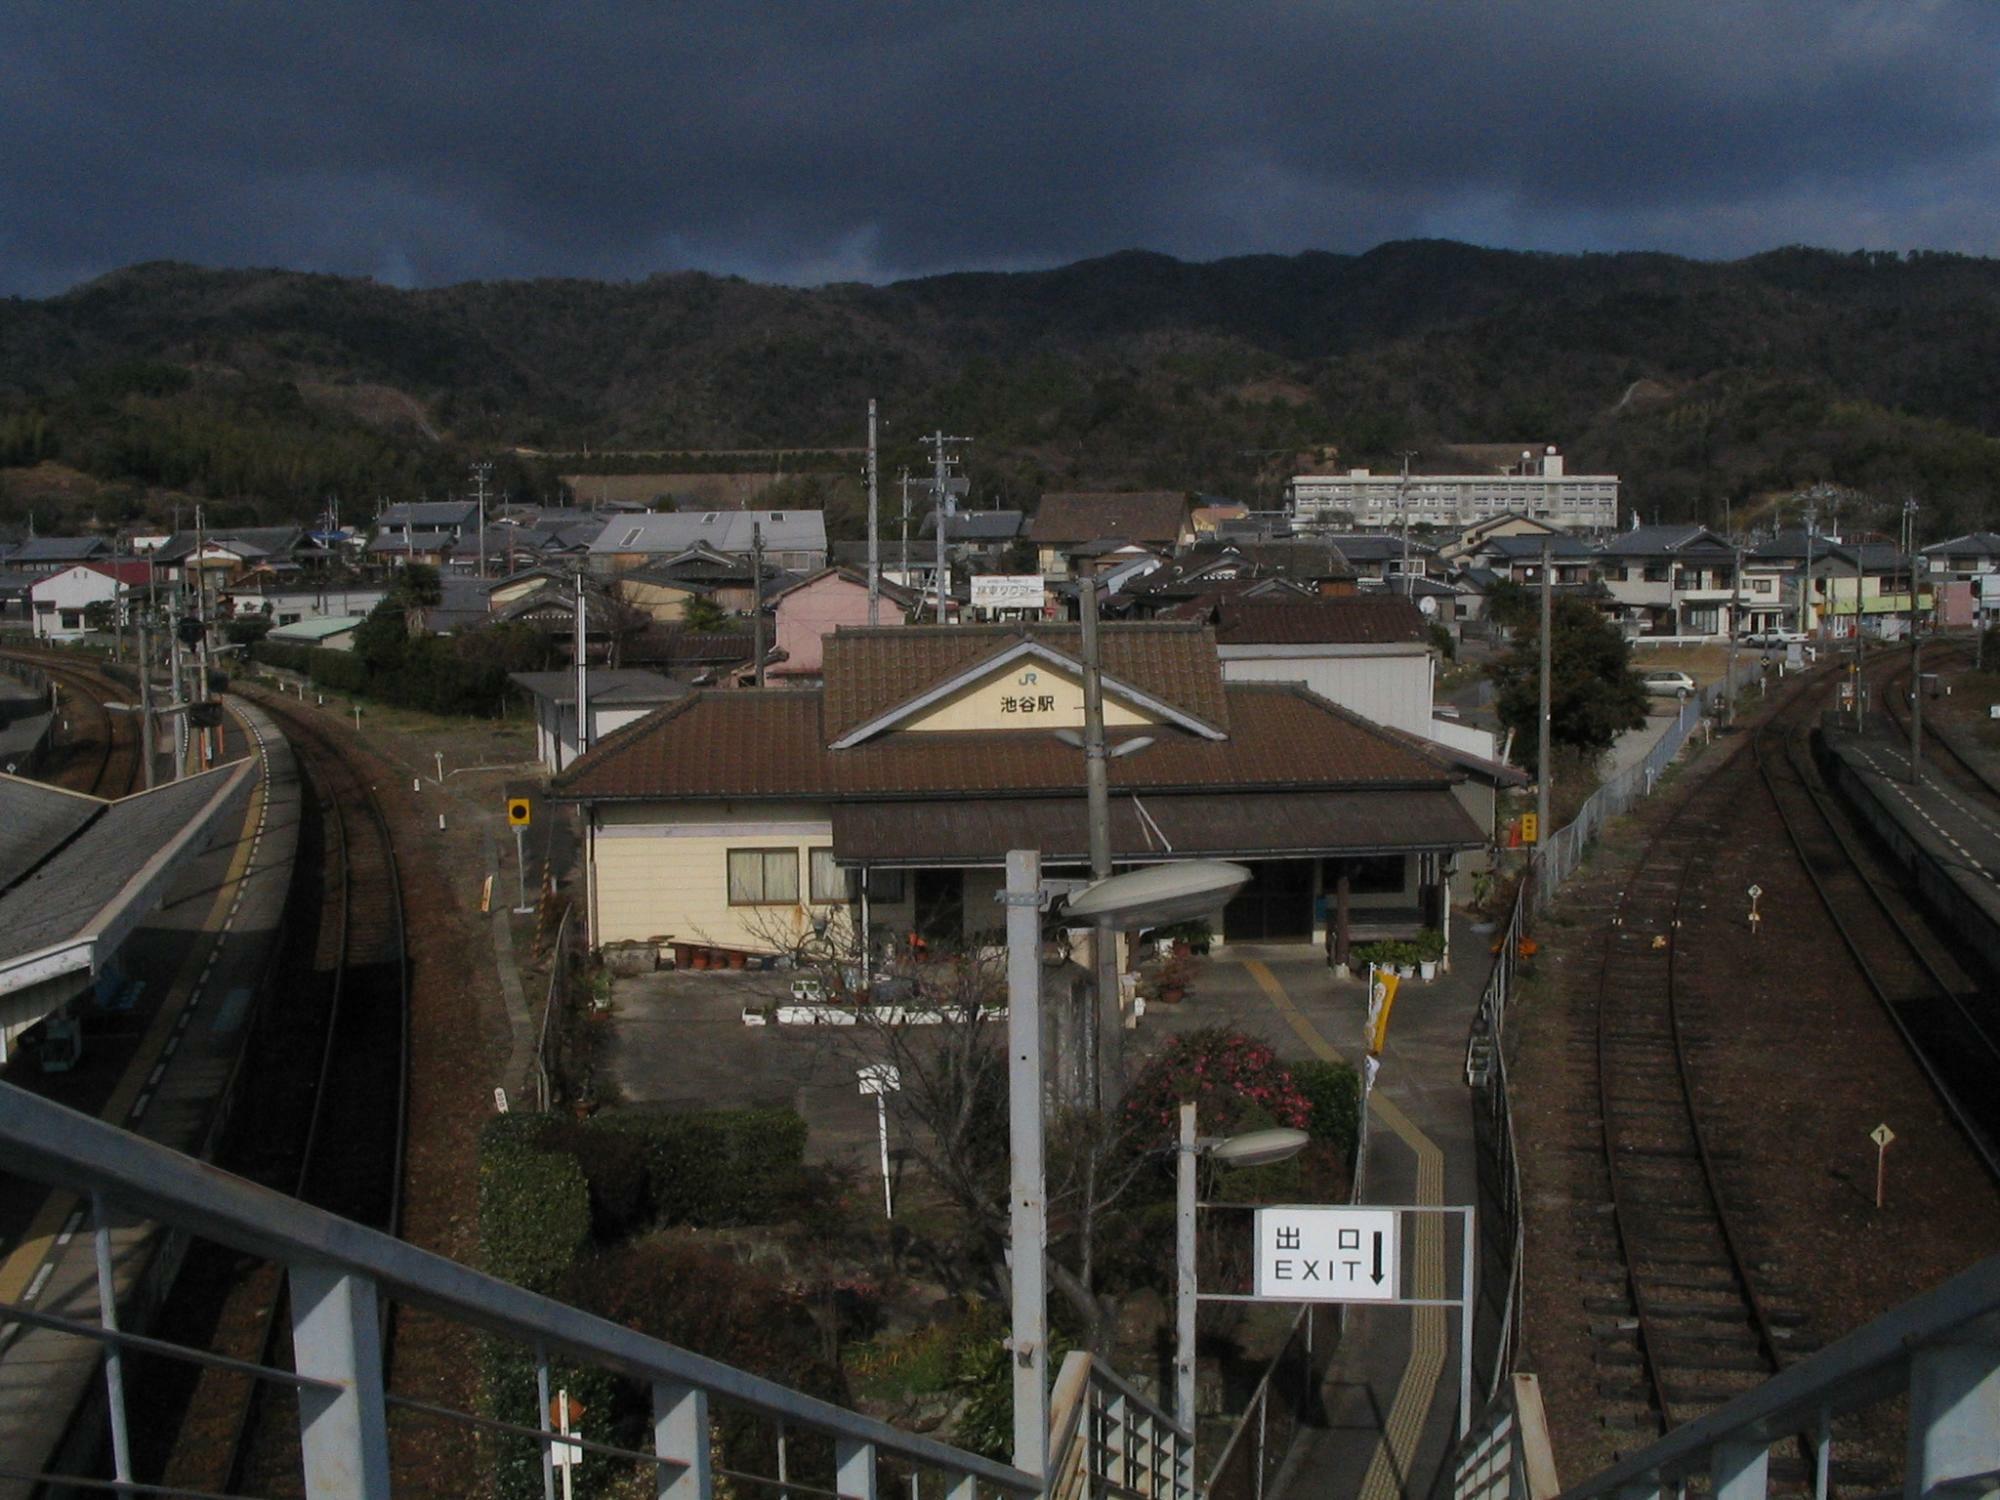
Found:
<box><xmin>1242</xmin><ymin>959</ymin><xmax>1448</xmax><ymax>1500</ymax></box>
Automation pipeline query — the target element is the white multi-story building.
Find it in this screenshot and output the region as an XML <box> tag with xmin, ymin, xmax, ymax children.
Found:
<box><xmin>1288</xmin><ymin>447</ymin><xmax>1618</xmax><ymax>532</ymax></box>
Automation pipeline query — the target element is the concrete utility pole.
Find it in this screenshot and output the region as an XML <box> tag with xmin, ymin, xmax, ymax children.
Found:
<box><xmin>193</xmin><ymin>504</ymin><xmax>211</xmax><ymax>768</ymax></box>
<box><xmin>1801</xmin><ymin>496</ymin><xmax>1817</xmax><ymax>642</ymax></box>
<box><xmin>1001</xmin><ymin>849</ymin><xmax>1048</xmax><ymax>1479</ymax></box>
<box><xmin>1536</xmin><ymin>538</ymin><xmax>1553</xmax><ymax>840</ymax></box>
<box><xmin>1906</xmin><ymin>498</ymin><xmax>1922</xmax><ymax>783</ymax></box>
<box><xmin>1726</xmin><ymin>543</ymin><xmax>1742</xmax><ymax>725</ymax></box>
<box><xmin>1851</xmin><ymin>540</ymin><xmax>1866</xmax><ymax>732</ymax></box>
<box><xmin>899</xmin><ymin>468</ymin><xmax>912</xmax><ymax>596</ymax></box>
<box><xmin>472</xmin><ymin>461</ymin><xmax>493</xmax><ymax>579</ymax></box>
<box><xmin>1079</xmin><ymin>573</ymin><xmax>1119</xmax><ymax>1105</ymax></box>
<box><xmin>752</xmin><ymin>523</ymin><xmax>767</xmax><ymax>688</ymax></box>
<box><xmin>920</xmin><ymin>431</ymin><xmax>972</xmax><ymax>623</ymax></box>
<box><xmin>866</xmin><ymin>400</ymin><xmax>881</xmax><ymax>627</ymax></box>
<box><xmin>137</xmin><ymin>616</ymin><xmax>155</xmax><ymax>791</ymax></box>
<box><xmin>1398</xmin><ymin>450</ymin><xmax>1417</xmax><ymax>597</ymax></box>
<box><xmin>573</xmin><ymin>564</ymin><xmax>589</xmax><ymax>757</ymax></box>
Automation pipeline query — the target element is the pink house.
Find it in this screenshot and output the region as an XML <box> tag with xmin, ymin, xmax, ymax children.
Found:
<box><xmin>766</xmin><ymin>568</ymin><xmax>916</xmax><ymax>685</ymax></box>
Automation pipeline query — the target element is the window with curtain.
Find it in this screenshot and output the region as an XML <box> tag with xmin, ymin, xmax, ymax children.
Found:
<box><xmin>728</xmin><ymin>848</ymin><xmax>799</xmax><ymax>905</ymax></box>
<box><xmin>809</xmin><ymin>848</ymin><xmax>855</xmax><ymax>904</ymax></box>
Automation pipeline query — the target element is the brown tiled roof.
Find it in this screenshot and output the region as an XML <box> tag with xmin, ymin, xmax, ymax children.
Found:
<box><xmin>1029</xmin><ymin>491</ymin><xmax>1189</xmax><ymax>545</ymax></box>
<box><xmin>831</xmin><ymin>788</ymin><xmax>1482</xmax><ymax>864</ymax></box>
<box><xmin>820</xmin><ymin>622</ymin><xmax>1229</xmax><ymax>742</ymax></box>
<box><xmin>551</xmin><ymin>681</ymin><xmax>1453</xmax><ymax>803</ymax></box>
<box><xmin>1213</xmin><ymin>597</ymin><xmax>1428</xmax><ymax>646</ymax></box>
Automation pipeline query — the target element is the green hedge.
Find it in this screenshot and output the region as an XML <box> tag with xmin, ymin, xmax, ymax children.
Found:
<box><xmin>1293</xmin><ymin>1058</ymin><xmax>1361</xmax><ymax>1164</ymax></box>
<box><xmin>251</xmin><ymin>634</ymin><xmax>520</xmax><ymax>717</ymax></box>
<box><xmin>475</xmin><ymin>1108</ymin><xmax>810</xmax><ymax>1500</ymax></box>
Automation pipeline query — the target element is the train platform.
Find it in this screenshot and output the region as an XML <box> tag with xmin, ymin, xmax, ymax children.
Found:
<box><xmin>0</xmin><ymin>697</ymin><xmax>301</xmax><ymax>1496</ymax></box>
<box><xmin>1820</xmin><ymin>725</ymin><xmax>2000</xmax><ymax>968</ymax></box>
<box><xmin>1150</xmin><ymin>947</ymin><xmax>1486</xmax><ymax>1500</ymax></box>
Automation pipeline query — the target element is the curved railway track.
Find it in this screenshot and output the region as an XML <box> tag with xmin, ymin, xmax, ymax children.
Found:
<box><xmin>1876</xmin><ymin>642</ymin><xmax>2000</xmax><ymax>821</ymax></box>
<box><xmin>155</xmin><ymin>685</ymin><xmax>411</xmax><ymax>1497</ymax></box>
<box><xmin>0</xmin><ymin>648</ymin><xmax>143</xmax><ymax>796</ymax></box>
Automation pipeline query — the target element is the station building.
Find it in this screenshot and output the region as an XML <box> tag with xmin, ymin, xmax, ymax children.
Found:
<box><xmin>552</xmin><ymin>622</ymin><xmax>1484</xmax><ymax>960</ymax></box>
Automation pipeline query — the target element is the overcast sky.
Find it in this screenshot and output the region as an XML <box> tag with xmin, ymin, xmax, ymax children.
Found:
<box><xmin>5</xmin><ymin>2</ymin><xmax>1997</xmax><ymax>298</ymax></box>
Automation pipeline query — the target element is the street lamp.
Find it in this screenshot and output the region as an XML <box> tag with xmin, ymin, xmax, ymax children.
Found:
<box><xmin>1001</xmin><ymin>853</ymin><xmax>1251</xmax><ymax>1477</ymax></box>
<box><xmin>1175</xmin><ymin>1105</ymin><xmax>1309</xmax><ymax>1432</ymax></box>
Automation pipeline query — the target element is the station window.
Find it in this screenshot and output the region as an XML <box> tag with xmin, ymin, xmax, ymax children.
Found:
<box><xmin>728</xmin><ymin>848</ymin><xmax>799</xmax><ymax>905</ymax></box>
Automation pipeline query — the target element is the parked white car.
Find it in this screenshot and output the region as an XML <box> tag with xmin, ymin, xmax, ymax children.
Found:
<box><xmin>1640</xmin><ymin>669</ymin><xmax>1697</xmax><ymax>698</ymax></box>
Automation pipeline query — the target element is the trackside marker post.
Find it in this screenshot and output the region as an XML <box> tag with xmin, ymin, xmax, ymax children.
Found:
<box><xmin>1872</xmin><ymin>1123</ymin><xmax>1895</xmax><ymax>1208</ymax></box>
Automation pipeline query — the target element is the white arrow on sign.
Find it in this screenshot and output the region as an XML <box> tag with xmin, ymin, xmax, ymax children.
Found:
<box><xmin>1253</xmin><ymin>1207</ymin><xmax>1400</xmax><ymax>1302</ymax></box>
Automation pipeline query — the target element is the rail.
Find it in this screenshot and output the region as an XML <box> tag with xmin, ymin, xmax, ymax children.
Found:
<box><xmin>1554</xmin><ymin>1253</ymin><xmax>2000</xmax><ymax>1500</ymax></box>
<box><xmin>1450</xmin><ymin>1375</ymin><xmax>1558</xmax><ymax>1500</ymax></box>
<box><xmin>0</xmin><ymin>1081</ymin><xmax>1039</xmax><ymax>1500</ymax></box>
<box><xmin>1047</xmin><ymin>1352</ymin><xmax>1194</xmax><ymax>1500</ymax></box>
<box><xmin>1465</xmin><ymin>661</ymin><xmax>1764</xmax><ymax>1405</ymax></box>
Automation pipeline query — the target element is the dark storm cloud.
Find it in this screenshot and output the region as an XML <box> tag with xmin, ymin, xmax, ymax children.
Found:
<box><xmin>3</xmin><ymin>1</ymin><xmax>1997</xmax><ymax>296</ymax></box>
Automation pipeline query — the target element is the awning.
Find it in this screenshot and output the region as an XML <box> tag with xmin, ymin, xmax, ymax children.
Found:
<box><xmin>830</xmin><ymin>789</ymin><xmax>1482</xmax><ymax>868</ymax></box>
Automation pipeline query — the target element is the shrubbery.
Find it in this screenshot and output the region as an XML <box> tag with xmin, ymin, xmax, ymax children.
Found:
<box><xmin>1122</xmin><ymin>1028</ymin><xmax>1312</xmax><ymax>1139</ymax></box>
<box><xmin>252</xmin><ymin>630</ymin><xmax>520</xmax><ymax>717</ymax></box>
<box><xmin>1292</xmin><ymin>1058</ymin><xmax>1361</xmax><ymax>1163</ymax></box>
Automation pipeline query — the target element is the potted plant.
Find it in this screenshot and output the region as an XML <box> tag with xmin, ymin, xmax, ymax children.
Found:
<box><xmin>1392</xmin><ymin>941</ymin><xmax>1418</xmax><ymax>979</ymax></box>
<box><xmin>1153</xmin><ymin>953</ymin><xmax>1195</xmax><ymax>1004</ymax></box>
<box><xmin>1414</xmin><ymin>928</ymin><xmax>1446</xmax><ymax>981</ymax></box>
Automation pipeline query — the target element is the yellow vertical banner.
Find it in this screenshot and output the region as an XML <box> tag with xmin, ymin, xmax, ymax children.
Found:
<box><xmin>1366</xmin><ymin>967</ymin><xmax>1401</xmax><ymax>1056</ymax></box>
<box><xmin>1520</xmin><ymin>811</ymin><xmax>1539</xmax><ymax>844</ymax></box>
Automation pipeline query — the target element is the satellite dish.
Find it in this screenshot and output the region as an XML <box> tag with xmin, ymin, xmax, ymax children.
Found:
<box><xmin>1063</xmin><ymin>860</ymin><xmax>1252</xmax><ymax>928</ymax></box>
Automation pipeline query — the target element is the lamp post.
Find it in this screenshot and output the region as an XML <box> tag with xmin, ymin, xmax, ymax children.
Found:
<box><xmin>1175</xmin><ymin>1104</ymin><xmax>1308</xmax><ymax>1432</ymax></box>
<box><xmin>1003</xmin><ymin>855</ymin><xmax>1251</xmax><ymax>1477</ymax></box>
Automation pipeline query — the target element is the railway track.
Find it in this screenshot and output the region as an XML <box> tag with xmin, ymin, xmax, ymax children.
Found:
<box><xmin>1577</xmin><ymin>682</ymin><xmax>1814</xmax><ymax>1450</ymax></box>
<box><xmin>154</xmin><ymin>685</ymin><xmax>410</xmax><ymax>1497</ymax></box>
<box><xmin>1751</xmin><ymin>690</ymin><xmax>2000</xmax><ymax>1179</ymax></box>
<box><xmin>0</xmin><ymin>648</ymin><xmax>143</xmax><ymax>796</ymax></box>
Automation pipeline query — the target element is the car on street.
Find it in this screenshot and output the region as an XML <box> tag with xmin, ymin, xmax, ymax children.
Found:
<box><xmin>1639</xmin><ymin>668</ymin><xmax>1697</xmax><ymax>698</ymax></box>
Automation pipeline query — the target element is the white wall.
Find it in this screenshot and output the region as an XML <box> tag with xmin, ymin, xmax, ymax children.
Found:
<box><xmin>30</xmin><ymin>567</ymin><xmax>121</xmax><ymax>640</ymax></box>
<box><xmin>1217</xmin><ymin>645</ymin><xmax>1433</xmax><ymax>735</ymax></box>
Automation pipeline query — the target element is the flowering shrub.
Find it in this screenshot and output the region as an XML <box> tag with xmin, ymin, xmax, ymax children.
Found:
<box><xmin>1123</xmin><ymin>1028</ymin><xmax>1312</xmax><ymax>1140</ymax></box>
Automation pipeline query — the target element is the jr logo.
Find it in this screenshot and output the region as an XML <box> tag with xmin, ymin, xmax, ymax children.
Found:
<box><xmin>1017</xmin><ymin>670</ymin><xmax>1039</xmax><ymax>685</ymax></box>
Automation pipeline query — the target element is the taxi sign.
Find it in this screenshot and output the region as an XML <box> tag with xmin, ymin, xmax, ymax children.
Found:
<box><xmin>1520</xmin><ymin>812</ymin><xmax>1539</xmax><ymax>844</ymax></box>
<box><xmin>507</xmin><ymin>796</ymin><xmax>532</xmax><ymax>827</ymax></box>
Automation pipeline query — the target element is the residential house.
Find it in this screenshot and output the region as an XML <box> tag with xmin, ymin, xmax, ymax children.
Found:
<box><xmin>1210</xmin><ymin>596</ymin><xmax>1437</xmax><ymax>737</ymax></box>
<box><xmin>613</xmin><ymin>545</ymin><xmax>791</xmax><ymax>619</ymax></box>
<box><xmin>1458</xmin><ymin>533</ymin><xmax>1597</xmax><ymax>586</ymax></box>
<box><xmin>1313</xmin><ymin>533</ymin><xmax>1439</xmax><ymax>586</ymax></box>
<box><xmin>552</xmin><ymin>622</ymin><xmax>1484</xmax><ymax>958</ymax></box>
<box><xmin>1922</xmin><ymin>532</ymin><xmax>2000</xmax><ymax>627</ymax></box>
<box><xmin>622</xmin><ymin>624</ymin><xmax>757</xmax><ymax>686</ymax></box>
<box><xmin>10</xmin><ymin>537</ymin><xmax>112</xmax><ymax>576</ymax></box>
<box><xmin>368</xmin><ymin>528</ymin><xmax>457</xmax><ymax>569</ymax></box>
<box><xmin>918</xmin><ymin>510</ymin><xmax>1028</xmax><ymax>572</ymax></box>
<box><xmin>29</xmin><ymin>564</ymin><xmax>129</xmax><ymax>640</ymax></box>
<box><xmin>222</xmin><ymin>582</ymin><xmax>389</xmax><ymax>630</ymax></box>
<box><xmin>510</xmin><ymin>669</ymin><xmax>688</xmax><ymax>774</ymax></box>
<box><xmin>266</xmin><ymin>616</ymin><xmax>368</xmax><ymax>652</ymax></box>
<box><xmin>1436</xmin><ymin>512</ymin><xmax>1570</xmax><ymax>566</ymax></box>
<box><xmin>1595</xmin><ymin>525</ymin><xmax>1746</xmax><ymax>637</ymax></box>
<box><xmin>1029</xmin><ymin>492</ymin><xmax>1193</xmax><ymax>579</ymax></box>
<box><xmin>587</xmin><ymin>511</ymin><xmax>828</xmax><ymax>577</ymax></box>
<box><xmin>0</xmin><ymin>572</ymin><xmax>37</xmax><ymax>627</ymax></box>
<box><xmin>765</xmin><ymin>569</ymin><xmax>918</xmax><ymax>687</ymax></box>
<box><xmin>1809</xmin><ymin>541</ymin><xmax>1927</xmax><ymax>639</ymax></box>
<box><xmin>378</xmin><ymin>500</ymin><xmax>480</xmax><ymax>538</ymax></box>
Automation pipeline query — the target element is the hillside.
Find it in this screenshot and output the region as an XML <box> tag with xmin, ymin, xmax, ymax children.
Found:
<box><xmin>2</xmin><ymin>241</ymin><xmax>1998</xmax><ymax>537</ymax></box>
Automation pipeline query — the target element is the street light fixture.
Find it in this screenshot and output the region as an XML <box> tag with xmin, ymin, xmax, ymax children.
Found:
<box><xmin>1175</xmin><ymin>1105</ymin><xmax>1308</xmax><ymax>1432</ymax></box>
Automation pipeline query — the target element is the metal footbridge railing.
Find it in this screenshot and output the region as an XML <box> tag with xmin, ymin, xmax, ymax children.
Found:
<box><xmin>0</xmin><ymin>1080</ymin><xmax>1045</xmax><ymax>1500</ymax></box>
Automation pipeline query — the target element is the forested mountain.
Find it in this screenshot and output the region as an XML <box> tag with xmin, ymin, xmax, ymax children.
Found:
<box><xmin>2</xmin><ymin>240</ymin><xmax>1998</xmax><ymax>537</ymax></box>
